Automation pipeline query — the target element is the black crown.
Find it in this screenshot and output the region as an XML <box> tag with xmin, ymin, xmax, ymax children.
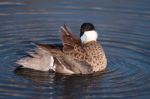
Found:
<box><xmin>80</xmin><ymin>23</ymin><xmax>95</xmax><ymax>37</ymax></box>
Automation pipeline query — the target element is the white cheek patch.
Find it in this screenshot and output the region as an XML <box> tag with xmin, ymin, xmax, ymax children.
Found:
<box><xmin>80</xmin><ymin>33</ymin><xmax>87</xmax><ymax>43</ymax></box>
<box><xmin>80</xmin><ymin>30</ymin><xmax>98</xmax><ymax>43</ymax></box>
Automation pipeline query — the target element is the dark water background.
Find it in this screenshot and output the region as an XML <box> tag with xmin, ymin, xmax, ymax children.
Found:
<box><xmin>0</xmin><ymin>0</ymin><xmax>150</xmax><ymax>99</ymax></box>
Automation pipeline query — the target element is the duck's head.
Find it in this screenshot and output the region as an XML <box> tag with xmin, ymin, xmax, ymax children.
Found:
<box><xmin>80</xmin><ymin>23</ymin><xmax>98</xmax><ymax>44</ymax></box>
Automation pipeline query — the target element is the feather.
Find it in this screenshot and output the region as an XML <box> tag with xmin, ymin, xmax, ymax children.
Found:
<box><xmin>34</xmin><ymin>43</ymin><xmax>63</xmax><ymax>57</ymax></box>
<box><xmin>60</xmin><ymin>24</ymin><xmax>81</xmax><ymax>52</ymax></box>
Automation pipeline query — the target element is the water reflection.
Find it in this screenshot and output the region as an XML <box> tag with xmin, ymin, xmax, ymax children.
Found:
<box><xmin>15</xmin><ymin>67</ymin><xmax>55</xmax><ymax>84</ymax></box>
<box><xmin>15</xmin><ymin>67</ymin><xmax>105</xmax><ymax>99</ymax></box>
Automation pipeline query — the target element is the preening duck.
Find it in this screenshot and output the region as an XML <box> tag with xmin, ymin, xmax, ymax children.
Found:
<box><xmin>16</xmin><ymin>23</ymin><xmax>107</xmax><ymax>75</ymax></box>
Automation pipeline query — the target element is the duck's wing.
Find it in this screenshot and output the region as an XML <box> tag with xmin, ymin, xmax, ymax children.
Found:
<box><xmin>60</xmin><ymin>24</ymin><xmax>82</xmax><ymax>52</ymax></box>
<box><xmin>60</xmin><ymin>24</ymin><xmax>87</xmax><ymax>63</ymax></box>
<box><xmin>36</xmin><ymin>24</ymin><xmax>81</xmax><ymax>54</ymax></box>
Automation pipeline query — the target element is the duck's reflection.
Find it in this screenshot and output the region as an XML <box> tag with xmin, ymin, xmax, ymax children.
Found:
<box><xmin>15</xmin><ymin>67</ymin><xmax>55</xmax><ymax>84</ymax></box>
<box><xmin>15</xmin><ymin>67</ymin><xmax>105</xmax><ymax>99</ymax></box>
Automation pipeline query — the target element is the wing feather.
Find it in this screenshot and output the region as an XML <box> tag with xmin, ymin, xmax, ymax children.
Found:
<box><xmin>35</xmin><ymin>43</ymin><xmax>63</xmax><ymax>57</ymax></box>
<box><xmin>60</xmin><ymin>24</ymin><xmax>81</xmax><ymax>52</ymax></box>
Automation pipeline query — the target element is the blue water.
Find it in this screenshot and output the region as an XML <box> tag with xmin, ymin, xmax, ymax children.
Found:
<box><xmin>0</xmin><ymin>0</ymin><xmax>150</xmax><ymax>99</ymax></box>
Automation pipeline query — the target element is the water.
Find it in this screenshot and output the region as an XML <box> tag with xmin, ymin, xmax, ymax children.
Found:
<box><xmin>0</xmin><ymin>0</ymin><xmax>150</xmax><ymax>99</ymax></box>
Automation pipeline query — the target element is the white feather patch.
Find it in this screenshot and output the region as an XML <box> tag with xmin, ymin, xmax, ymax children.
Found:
<box><xmin>80</xmin><ymin>30</ymin><xmax>98</xmax><ymax>43</ymax></box>
<box><xmin>49</xmin><ymin>56</ymin><xmax>56</xmax><ymax>71</ymax></box>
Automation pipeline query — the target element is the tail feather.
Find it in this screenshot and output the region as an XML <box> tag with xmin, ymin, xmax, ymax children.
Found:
<box><xmin>26</xmin><ymin>51</ymin><xmax>40</xmax><ymax>58</ymax></box>
<box><xmin>16</xmin><ymin>47</ymin><xmax>55</xmax><ymax>71</ymax></box>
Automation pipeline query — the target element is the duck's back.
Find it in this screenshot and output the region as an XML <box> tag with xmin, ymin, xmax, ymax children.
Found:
<box><xmin>60</xmin><ymin>41</ymin><xmax>107</xmax><ymax>74</ymax></box>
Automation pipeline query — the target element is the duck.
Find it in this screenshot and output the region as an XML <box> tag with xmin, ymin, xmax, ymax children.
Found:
<box><xmin>16</xmin><ymin>23</ymin><xmax>107</xmax><ymax>75</ymax></box>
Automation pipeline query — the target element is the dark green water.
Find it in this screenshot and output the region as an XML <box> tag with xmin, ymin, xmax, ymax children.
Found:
<box><xmin>0</xmin><ymin>0</ymin><xmax>150</xmax><ymax>99</ymax></box>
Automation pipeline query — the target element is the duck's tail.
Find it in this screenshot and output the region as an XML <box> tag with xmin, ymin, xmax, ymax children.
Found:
<box><xmin>16</xmin><ymin>45</ymin><xmax>55</xmax><ymax>71</ymax></box>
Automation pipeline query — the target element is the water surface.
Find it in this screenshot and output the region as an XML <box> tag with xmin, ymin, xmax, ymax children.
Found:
<box><xmin>0</xmin><ymin>0</ymin><xmax>150</xmax><ymax>99</ymax></box>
